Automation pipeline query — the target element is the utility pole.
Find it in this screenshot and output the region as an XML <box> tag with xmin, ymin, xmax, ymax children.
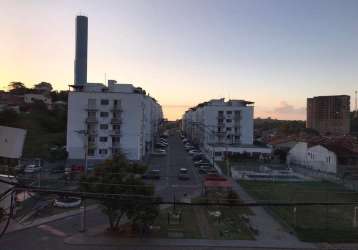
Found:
<box><xmin>75</xmin><ymin>130</ymin><xmax>88</xmax><ymax>232</ymax></box>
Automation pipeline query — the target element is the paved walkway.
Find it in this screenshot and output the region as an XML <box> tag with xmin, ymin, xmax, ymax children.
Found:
<box><xmin>3</xmin><ymin>204</ymin><xmax>99</xmax><ymax>234</ymax></box>
<box><xmin>228</xmin><ymin>177</ymin><xmax>316</xmax><ymax>249</ymax></box>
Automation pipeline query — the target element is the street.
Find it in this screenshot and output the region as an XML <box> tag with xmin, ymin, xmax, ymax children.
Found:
<box><xmin>147</xmin><ymin>130</ymin><xmax>203</xmax><ymax>202</ymax></box>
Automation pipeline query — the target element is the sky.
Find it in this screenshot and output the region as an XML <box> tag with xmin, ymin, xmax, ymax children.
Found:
<box><xmin>1</xmin><ymin>0</ymin><xmax>358</xmax><ymax>121</ymax></box>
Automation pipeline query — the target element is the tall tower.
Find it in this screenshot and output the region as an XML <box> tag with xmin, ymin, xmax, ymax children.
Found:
<box><xmin>74</xmin><ymin>15</ymin><xmax>88</xmax><ymax>86</ymax></box>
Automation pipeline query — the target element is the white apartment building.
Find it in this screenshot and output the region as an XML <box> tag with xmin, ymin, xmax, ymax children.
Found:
<box><xmin>287</xmin><ymin>142</ymin><xmax>337</xmax><ymax>174</ymax></box>
<box><xmin>182</xmin><ymin>98</ymin><xmax>271</xmax><ymax>161</ymax></box>
<box><xmin>66</xmin><ymin>80</ymin><xmax>163</xmax><ymax>164</ymax></box>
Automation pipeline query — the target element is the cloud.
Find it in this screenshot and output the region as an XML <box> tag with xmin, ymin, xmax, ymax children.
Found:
<box><xmin>274</xmin><ymin>101</ymin><xmax>305</xmax><ymax>114</ymax></box>
<box><xmin>255</xmin><ymin>101</ymin><xmax>306</xmax><ymax>120</ymax></box>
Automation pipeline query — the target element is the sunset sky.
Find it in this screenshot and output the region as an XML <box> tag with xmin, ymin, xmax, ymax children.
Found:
<box><xmin>1</xmin><ymin>0</ymin><xmax>358</xmax><ymax>120</ymax></box>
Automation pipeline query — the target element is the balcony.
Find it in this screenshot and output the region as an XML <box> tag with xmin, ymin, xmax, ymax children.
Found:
<box><xmin>87</xmin><ymin>142</ymin><xmax>97</xmax><ymax>149</ymax></box>
<box><xmin>110</xmin><ymin>130</ymin><xmax>121</xmax><ymax>136</ymax></box>
<box><xmin>85</xmin><ymin>104</ymin><xmax>98</xmax><ymax>111</ymax></box>
<box><xmin>112</xmin><ymin>142</ymin><xmax>120</xmax><ymax>148</ymax></box>
<box><xmin>111</xmin><ymin>118</ymin><xmax>122</xmax><ymax>124</ymax></box>
<box><xmin>111</xmin><ymin>104</ymin><xmax>123</xmax><ymax>112</ymax></box>
<box><xmin>88</xmin><ymin>129</ymin><xmax>97</xmax><ymax>135</ymax></box>
<box><xmin>86</xmin><ymin>117</ymin><xmax>98</xmax><ymax>123</ymax></box>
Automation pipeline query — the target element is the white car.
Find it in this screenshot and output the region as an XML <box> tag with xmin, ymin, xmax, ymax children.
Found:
<box><xmin>24</xmin><ymin>164</ymin><xmax>42</xmax><ymax>173</ymax></box>
<box><xmin>152</xmin><ymin>149</ymin><xmax>167</xmax><ymax>156</ymax></box>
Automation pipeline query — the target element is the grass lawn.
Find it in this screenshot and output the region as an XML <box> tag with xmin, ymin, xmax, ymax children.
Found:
<box><xmin>205</xmin><ymin>205</ymin><xmax>255</xmax><ymax>240</ymax></box>
<box><xmin>150</xmin><ymin>205</ymin><xmax>202</xmax><ymax>238</ymax></box>
<box><xmin>192</xmin><ymin>196</ymin><xmax>255</xmax><ymax>240</ymax></box>
<box><xmin>240</xmin><ymin>180</ymin><xmax>358</xmax><ymax>242</ymax></box>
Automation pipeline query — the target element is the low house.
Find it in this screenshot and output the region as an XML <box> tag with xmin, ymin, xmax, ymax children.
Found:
<box><xmin>287</xmin><ymin>142</ymin><xmax>337</xmax><ymax>174</ymax></box>
<box><xmin>24</xmin><ymin>93</ymin><xmax>52</xmax><ymax>109</ymax></box>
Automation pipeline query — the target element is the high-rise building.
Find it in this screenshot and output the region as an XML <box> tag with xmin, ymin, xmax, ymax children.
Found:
<box><xmin>307</xmin><ymin>95</ymin><xmax>350</xmax><ymax>135</ymax></box>
<box><xmin>66</xmin><ymin>81</ymin><xmax>163</xmax><ymax>164</ymax></box>
<box><xmin>74</xmin><ymin>15</ymin><xmax>88</xmax><ymax>86</ymax></box>
<box><xmin>181</xmin><ymin>98</ymin><xmax>271</xmax><ymax>161</ymax></box>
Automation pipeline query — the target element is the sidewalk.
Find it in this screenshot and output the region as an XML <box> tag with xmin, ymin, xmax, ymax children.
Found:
<box><xmin>3</xmin><ymin>204</ymin><xmax>99</xmax><ymax>234</ymax></box>
<box><xmin>64</xmin><ymin>229</ymin><xmax>316</xmax><ymax>249</ymax></box>
<box><xmin>230</xmin><ymin>178</ymin><xmax>305</xmax><ymax>243</ymax></box>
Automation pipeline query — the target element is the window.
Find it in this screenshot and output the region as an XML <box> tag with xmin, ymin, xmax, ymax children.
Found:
<box><xmin>99</xmin><ymin>137</ymin><xmax>108</xmax><ymax>142</ymax></box>
<box><xmin>100</xmin><ymin>112</ymin><xmax>109</xmax><ymax>117</ymax></box>
<box><xmin>99</xmin><ymin>149</ymin><xmax>108</xmax><ymax>155</ymax></box>
<box><xmin>114</xmin><ymin>99</ymin><xmax>121</xmax><ymax>105</ymax></box>
<box><xmin>226</xmin><ymin>111</ymin><xmax>232</xmax><ymax>114</ymax></box>
<box><xmin>88</xmin><ymin>98</ymin><xmax>96</xmax><ymax>106</ymax></box>
<box><xmin>100</xmin><ymin>124</ymin><xmax>108</xmax><ymax>130</ymax></box>
<box><xmin>113</xmin><ymin>125</ymin><xmax>121</xmax><ymax>130</ymax></box>
<box><xmin>226</xmin><ymin>119</ymin><xmax>232</xmax><ymax>123</ymax></box>
<box><xmin>226</xmin><ymin>127</ymin><xmax>232</xmax><ymax>131</ymax></box>
<box><xmin>88</xmin><ymin>111</ymin><xmax>96</xmax><ymax>117</ymax></box>
<box><xmin>215</xmin><ymin>152</ymin><xmax>222</xmax><ymax>156</ymax></box>
<box><xmin>88</xmin><ymin>149</ymin><xmax>95</xmax><ymax>156</ymax></box>
<box><xmin>218</xmin><ymin>119</ymin><xmax>224</xmax><ymax>123</ymax></box>
<box><xmin>88</xmin><ymin>136</ymin><xmax>95</xmax><ymax>142</ymax></box>
<box><xmin>112</xmin><ymin>137</ymin><xmax>120</xmax><ymax>142</ymax></box>
<box><xmin>101</xmin><ymin>99</ymin><xmax>109</xmax><ymax>105</ymax></box>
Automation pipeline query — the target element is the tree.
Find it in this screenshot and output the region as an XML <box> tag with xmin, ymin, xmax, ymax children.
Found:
<box><xmin>0</xmin><ymin>109</ymin><xmax>19</xmax><ymax>126</ymax></box>
<box><xmin>80</xmin><ymin>154</ymin><xmax>160</xmax><ymax>231</ymax></box>
<box><xmin>8</xmin><ymin>82</ymin><xmax>28</xmax><ymax>95</ymax></box>
<box><xmin>34</xmin><ymin>82</ymin><xmax>53</xmax><ymax>93</ymax></box>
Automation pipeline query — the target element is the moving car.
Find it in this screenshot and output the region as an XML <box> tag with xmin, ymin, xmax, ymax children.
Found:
<box><xmin>178</xmin><ymin>168</ymin><xmax>190</xmax><ymax>180</ymax></box>
<box><xmin>142</xmin><ymin>169</ymin><xmax>161</xmax><ymax>179</ymax></box>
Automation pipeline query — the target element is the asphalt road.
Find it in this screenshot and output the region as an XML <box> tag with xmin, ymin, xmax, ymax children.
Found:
<box><xmin>146</xmin><ymin>130</ymin><xmax>203</xmax><ymax>202</ymax></box>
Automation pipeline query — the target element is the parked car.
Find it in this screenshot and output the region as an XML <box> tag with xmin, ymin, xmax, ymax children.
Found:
<box><xmin>194</xmin><ymin>162</ymin><xmax>211</xmax><ymax>168</ymax></box>
<box><xmin>151</xmin><ymin>149</ymin><xmax>167</xmax><ymax>156</ymax></box>
<box><xmin>71</xmin><ymin>164</ymin><xmax>84</xmax><ymax>173</ymax></box>
<box><xmin>159</xmin><ymin>141</ymin><xmax>168</xmax><ymax>146</ymax></box>
<box><xmin>192</xmin><ymin>154</ymin><xmax>206</xmax><ymax>161</ymax></box>
<box><xmin>24</xmin><ymin>164</ymin><xmax>42</xmax><ymax>173</ymax></box>
<box><xmin>188</xmin><ymin>149</ymin><xmax>201</xmax><ymax>155</ymax></box>
<box><xmin>198</xmin><ymin>165</ymin><xmax>213</xmax><ymax>174</ymax></box>
<box><xmin>194</xmin><ymin>159</ymin><xmax>210</xmax><ymax>165</ymax></box>
<box><xmin>142</xmin><ymin>170</ymin><xmax>161</xmax><ymax>179</ymax></box>
<box><xmin>155</xmin><ymin>143</ymin><xmax>167</xmax><ymax>148</ymax></box>
<box><xmin>178</xmin><ymin>168</ymin><xmax>190</xmax><ymax>180</ymax></box>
